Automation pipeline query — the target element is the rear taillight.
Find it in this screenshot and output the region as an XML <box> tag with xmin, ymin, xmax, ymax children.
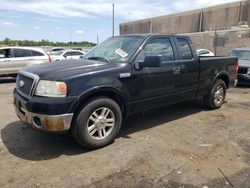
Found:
<box><xmin>235</xmin><ymin>60</ymin><xmax>239</xmax><ymax>77</ymax></box>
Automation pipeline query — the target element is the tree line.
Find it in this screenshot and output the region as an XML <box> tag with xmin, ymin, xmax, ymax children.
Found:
<box><xmin>0</xmin><ymin>38</ymin><xmax>96</xmax><ymax>47</ymax></box>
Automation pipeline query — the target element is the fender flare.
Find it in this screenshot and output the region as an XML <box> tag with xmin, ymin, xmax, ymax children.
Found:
<box><xmin>210</xmin><ymin>70</ymin><xmax>229</xmax><ymax>89</ymax></box>
<box><xmin>68</xmin><ymin>85</ymin><xmax>128</xmax><ymax>114</ymax></box>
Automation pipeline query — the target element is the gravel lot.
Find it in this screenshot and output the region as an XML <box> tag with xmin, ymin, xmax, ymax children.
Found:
<box><xmin>0</xmin><ymin>78</ymin><xmax>249</xmax><ymax>188</ymax></box>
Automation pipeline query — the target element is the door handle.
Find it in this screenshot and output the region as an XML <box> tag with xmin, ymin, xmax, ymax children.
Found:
<box><xmin>173</xmin><ymin>66</ymin><xmax>181</xmax><ymax>75</ymax></box>
<box><xmin>4</xmin><ymin>59</ymin><xmax>11</xmax><ymax>62</ymax></box>
<box><xmin>27</xmin><ymin>58</ymin><xmax>33</xmax><ymax>60</ymax></box>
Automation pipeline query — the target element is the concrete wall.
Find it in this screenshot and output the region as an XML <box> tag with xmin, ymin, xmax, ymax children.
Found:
<box><xmin>184</xmin><ymin>28</ymin><xmax>250</xmax><ymax>56</ymax></box>
<box><xmin>120</xmin><ymin>0</ymin><xmax>250</xmax><ymax>35</ymax></box>
<box><xmin>119</xmin><ymin>0</ymin><xmax>250</xmax><ymax>56</ymax></box>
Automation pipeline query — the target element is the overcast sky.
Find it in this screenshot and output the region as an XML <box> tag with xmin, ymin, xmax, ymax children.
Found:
<box><xmin>0</xmin><ymin>0</ymin><xmax>242</xmax><ymax>43</ymax></box>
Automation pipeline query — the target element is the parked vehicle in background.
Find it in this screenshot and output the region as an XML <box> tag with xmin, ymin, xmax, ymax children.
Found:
<box><xmin>13</xmin><ymin>35</ymin><xmax>238</xmax><ymax>149</ymax></box>
<box><xmin>72</xmin><ymin>47</ymin><xmax>83</xmax><ymax>51</ymax></box>
<box><xmin>51</xmin><ymin>50</ymin><xmax>86</xmax><ymax>61</ymax></box>
<box><xmin>0</xmin><ymin>47</ymin><xmax>51</xmax><ymax>77</ymax></box>
<box><xmin>196</xmin><ymin>49</ymin><xmax>215</xmax><ymax>56</ymax></box>
<box><xmin>229</xmin><ymin>48</ymin><xmax>250</xmax><ymax>85</ymax></box>
<box><xmin>48</xmin><ymin>47</ymin><xmax>65</xmax><ymax>54</ymax></box>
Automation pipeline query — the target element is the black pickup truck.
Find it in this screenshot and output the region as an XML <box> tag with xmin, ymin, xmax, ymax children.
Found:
<box><xmin>13</xmin><ymin>35</ymin><xmax>238</xmax><ymax>148</ymax></box>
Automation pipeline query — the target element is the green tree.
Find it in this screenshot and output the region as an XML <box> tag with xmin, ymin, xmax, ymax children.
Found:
<box><xmin>0</xmin><ymin>38</ymin><xmax>96</xmax><ymax>47</ymax></box>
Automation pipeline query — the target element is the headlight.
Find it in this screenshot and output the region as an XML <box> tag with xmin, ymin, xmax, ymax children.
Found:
<box><xmin>35</xmin><ymin>80</ymin><xmax>67</xmax><ymax>97</ymax></box>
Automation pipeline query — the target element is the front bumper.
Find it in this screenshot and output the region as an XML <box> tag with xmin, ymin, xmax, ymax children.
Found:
<box><xmin>14</xmin><ymin>99</ymin><xmax>73</xmax><ymax>132</ymax></box>
<box><xmin>13</xmin><ymin>89</ymin><xmax>75</xmax><ymax>132</ymax></box>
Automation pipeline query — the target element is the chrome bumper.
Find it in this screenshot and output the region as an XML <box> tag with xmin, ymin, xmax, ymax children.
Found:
<box><xmin>15</xmin><ymin>104</ymin><xmax>73</xmax><ymax>132</ymax></box>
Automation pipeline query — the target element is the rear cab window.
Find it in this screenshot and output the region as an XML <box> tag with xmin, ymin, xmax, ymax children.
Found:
<box><xmin>176</xmin><ymin>38</ymin><xmax>193</xmax><ymax>60</ymax></box>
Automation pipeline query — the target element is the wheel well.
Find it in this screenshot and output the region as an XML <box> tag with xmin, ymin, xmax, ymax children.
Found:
<box><xmin>217</xmin><ymin>74</ymin><xmax>229</xmax><ymax>88</ymax></box>
<box><xmin>73</xmin><ymin>91</ymin><xmax>127</xmax><ymax>118</ymax></box>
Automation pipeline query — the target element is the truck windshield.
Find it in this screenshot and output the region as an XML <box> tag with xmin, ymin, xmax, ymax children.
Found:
<box><xmin>229</xmin><ymin>50</ymin><xmax>250</xmax><ymax>60</ymax></box>
<box><xmin>85</xmin><ymin>36</ymin><xmax>145</xmax><ymax>63</ymax></box>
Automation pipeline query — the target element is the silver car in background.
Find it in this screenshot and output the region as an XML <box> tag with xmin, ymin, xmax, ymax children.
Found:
<box><xmin>229</xmin><ymin>48</ymin><xmax>250</xmax><ymax>85</ymax></box>
<box><xmin>51</xmin><ymin>50</ymin><xmax>85</xmax><ymax>61</ymax></box>
<box><xmin>0</xmin><ymin>47</ymin><xmax>51</xmax><ymax>77</ymax></box>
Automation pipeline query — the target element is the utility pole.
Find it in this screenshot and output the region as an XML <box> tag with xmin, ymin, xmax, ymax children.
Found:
<box><xmin>199</xmin><ymin>11</ymin><xmax>203</xmax><ymax>32</ymax></box>
<box><xmin>69</xmin><ymin>22</ymin><xmax>72</xmax><ymax>48</ymax></box>
<box><xmin>112</xmin><ymin>3</ymin><xmax>115</xmax><ymax>37</ymax></box>
<box><xmin>214</xmin><ymin>27</ymin><xmax>217</xmax><ymax>56</ymax></box>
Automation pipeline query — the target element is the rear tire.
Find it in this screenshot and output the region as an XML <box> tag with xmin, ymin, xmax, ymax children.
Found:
<box><xmin>72</xmin><ymin>97</ymin><xmax>122</xmax><ymax>149</ymax></box>
<box><xmin>203</xmin><ymin>79</ymin><xmax>226</xmax><ymax>109</ymax></box>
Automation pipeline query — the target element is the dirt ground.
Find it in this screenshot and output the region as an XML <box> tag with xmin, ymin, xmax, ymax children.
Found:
<box><xmin>0</xmin><ymin>78</ymin><xmax>249</xmax><ymax>188</ymax></box>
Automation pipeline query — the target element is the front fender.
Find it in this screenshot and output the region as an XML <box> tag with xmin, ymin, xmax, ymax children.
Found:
<box><xmin>68</xmin><ymin>85</ymin><xmax>128</xmax><ymax>114</ymax></box>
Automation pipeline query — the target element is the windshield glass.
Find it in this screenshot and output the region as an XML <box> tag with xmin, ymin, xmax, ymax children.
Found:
<box><xmin>229</xmin><ymin>50</ymin><xmax>250</xmax><ymax>60</ymax></box>
<box><xmin>85</xmin><ymin>36</ymin><xmax>145</xmax><ymax>63</ymax></box>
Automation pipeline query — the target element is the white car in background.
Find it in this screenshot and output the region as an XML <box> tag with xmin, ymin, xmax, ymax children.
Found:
<box><xmin>47</xmin><ymin>47</ymin><xmax>65</xmax><ymax>55</ymax></box>
<box><xmin>51</xmin><ymin>50</ymin><xmax>86</xmax><ymax>61</ymax></box>
<box><xmin>0</xmin><ymin>47</ymin><xmax>51</xmax><ymax>77</ymax></box>
<box><xmin>196</xmin><ymin>49</ymin><xmax>215</xmax><ymax>56</ymax></box>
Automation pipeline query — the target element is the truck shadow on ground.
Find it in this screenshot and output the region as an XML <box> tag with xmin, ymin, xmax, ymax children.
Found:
<box><xmin>1</xmin><ymin>100</ymin><xmax>205</xmax><ymax>161</ymax></box>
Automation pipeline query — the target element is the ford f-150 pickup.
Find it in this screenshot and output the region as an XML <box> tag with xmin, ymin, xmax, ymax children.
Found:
<box><xmin>13</xmin><ymin>35</ymin><xmax>238</xmax><ymax>149</ymax></box>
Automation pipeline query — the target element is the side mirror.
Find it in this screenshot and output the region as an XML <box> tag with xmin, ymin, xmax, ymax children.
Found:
<box><xmin>139</xmin><ymin>55</ymin><xmax>162</xmax><ymax>69</ymax></box>
<box><xmin>63</xmin><ymin>55</ymin><xmax>67</xmax><ymax>58</ymax></box>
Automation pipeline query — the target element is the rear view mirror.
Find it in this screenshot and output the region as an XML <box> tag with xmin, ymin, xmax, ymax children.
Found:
<box><xmin>139</xmin><ymin>55</ymin><xmax>162</xmax><ymax>68</ymax></box>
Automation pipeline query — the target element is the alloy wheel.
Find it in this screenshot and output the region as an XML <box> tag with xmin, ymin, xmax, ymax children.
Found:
<box><xmin>87</xmin><ymin>107</ymin><xmax>115</xmax><ymax>140</ymax></box>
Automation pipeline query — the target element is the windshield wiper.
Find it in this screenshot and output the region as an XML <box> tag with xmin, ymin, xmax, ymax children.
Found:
<box><xmin>87</xmin><ymin>56</ymin><xmax>111</xmax><ymax>63</ymax></box>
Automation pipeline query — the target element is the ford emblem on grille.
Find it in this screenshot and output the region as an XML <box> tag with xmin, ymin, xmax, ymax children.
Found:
<box><xmin>19</xmin><ymin>80</ymin><xmax>25</xmax><ymax>88</ymax></box>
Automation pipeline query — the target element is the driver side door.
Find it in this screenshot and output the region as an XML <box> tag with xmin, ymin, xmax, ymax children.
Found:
<box><xmin>128</xmin><ymin>36</ymin><xmax>181</xmax><ymax>113</ymax></box>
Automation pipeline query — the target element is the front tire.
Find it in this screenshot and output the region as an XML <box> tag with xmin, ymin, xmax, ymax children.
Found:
<box><xmin>72</xmin><ymin>97</ymin><xmax>122</xmax><ymax>149</ymax></box>
<box><xmin>204</xmin><ymin>79</ymin><xmax>226</xmax><ymax>109</ymax></box>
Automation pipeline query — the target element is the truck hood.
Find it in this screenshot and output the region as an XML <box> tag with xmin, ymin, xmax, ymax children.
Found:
<box><xmin>22</xmin><ymin>59</ymin><xmax>123</xmax><ymax>80</ymax></box>
<box><xmin>239</xmin><ymin>59</ymin><xmax>250</xmax><ymax>67</ymax></box>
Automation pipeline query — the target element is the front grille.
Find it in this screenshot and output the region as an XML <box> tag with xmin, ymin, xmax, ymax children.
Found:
<box><xmin>238</xmin><ymin>66</ymin><xmax>248</xmax><ymax>74</ymax></box>
<box><xmin>16</xmin><ymin>73</ymin><xmax>35</xmax><ymax>97</ymax></box>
